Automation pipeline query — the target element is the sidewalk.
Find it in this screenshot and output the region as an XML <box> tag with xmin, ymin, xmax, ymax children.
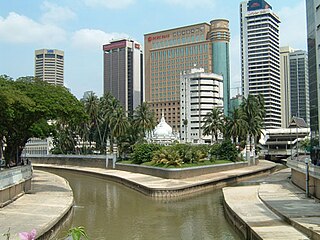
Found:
<box><xmin>223</xmin><ymin>169</ymin><xmax>320</xmax><ymax>240</ymax></box>
<box><xmin>0</xmin><ymin>170</ymin><xmax>73</xmax><ymax>240</ymax></box>
<box><xmin>33</xmin><ymin>160</ymin><xmax>276</xmax><ymax>196</ymax></box>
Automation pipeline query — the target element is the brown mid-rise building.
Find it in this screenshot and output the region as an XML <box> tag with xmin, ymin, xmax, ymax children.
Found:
<box><xmin>144</xmin><ymin>19</ymin><xmax>230</xmax><ymax>132</ymax></box>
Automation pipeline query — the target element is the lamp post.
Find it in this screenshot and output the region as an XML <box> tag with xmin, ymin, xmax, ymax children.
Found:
<box><xmin>304</xmin><ymin>157</ymin><xmax>310</xmax><ymax>198</ymax></box>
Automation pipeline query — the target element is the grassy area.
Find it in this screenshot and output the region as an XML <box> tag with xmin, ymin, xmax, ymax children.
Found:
<box><xmin>119</xmin><ymin>159</ymin><xmax>236</xmax><ymax>168</ymax></box>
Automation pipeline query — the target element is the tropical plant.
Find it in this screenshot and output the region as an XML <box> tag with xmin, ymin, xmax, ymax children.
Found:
<box><xmin>130</xmin><ymin>143</ymin><xmax>162</xmax><ymax>164</ymax></box>
<box><xmin>66</xmin><ymin>226</ymin><xmax>89</xmax><ymax>240</ymax></box>
<box><xmin>133</xmin><ymin>102</ymin><xmax>156</xmax><ymax>138</ymax></box>
<box><xmin>225</xmin><ymin>107</ymin><xmax>246</xmax><ymax>144</ymax></box>
<box><xmin>209</xmin><ymin>140</ymin><xmax>239</xmax><ymax>162</ymax></box>
<box><xmin>240</xmin><ymin>94</ymin><xmax>265</xmax><ymax>150</ymax></box>
<box><xmin>203</xmin><ymin>108</ymin><xmax>224</xmax><ymax>143</ymax></box>
<box><xmin>152</xmin><ymin>148</ymin><xmax>183</xmax><ymax>167</ymax></box>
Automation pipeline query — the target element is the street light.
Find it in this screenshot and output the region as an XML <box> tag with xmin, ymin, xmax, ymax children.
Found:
<box><xmin>304</xmin><ymin>157</ymin><xmax>310</xmax><ymax>198</ymax></box>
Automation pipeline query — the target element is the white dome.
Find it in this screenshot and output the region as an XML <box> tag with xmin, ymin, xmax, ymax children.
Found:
<box><xmin>153</xmin><ymin>115</ymin><xmax>172</xmax><ymax>137</ymax></box>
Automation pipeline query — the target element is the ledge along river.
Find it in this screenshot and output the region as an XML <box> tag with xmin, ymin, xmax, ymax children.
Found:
<box><xmin>48</xmin><ymin>169</ymin><xmax>241</xmax><ymax>240</ymax></box>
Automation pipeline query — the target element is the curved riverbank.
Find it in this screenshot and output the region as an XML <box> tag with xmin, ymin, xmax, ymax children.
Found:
<box><xmin>33</xmin><ymin>160</ymin><xmax>277</xmax><ymax>199</ymax></box>
<box><xmin>0</xmin><ymin>171</ymin><xmax>74</xmax><ymax>240</ymax></box>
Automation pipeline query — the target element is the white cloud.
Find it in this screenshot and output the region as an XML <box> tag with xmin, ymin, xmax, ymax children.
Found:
<box><xmin>0</xmin><ymin>12</ymin><xmax>66</xmax><ymax>44</ymax></box>
<box><xmin>83</xmin><ymin>0</ymin><xmax>135</xmax><ymax>9</ymax></box>
<box><xmin>161</xmin><ymin>0</ymin><xmax>215</xmax><ymax>8</ymax></box>
<box><xmin>71</xmin><ymin>29</ymin><xmax>129</xmax><ymax>50</ymax></box>
<box><xmin>41</xmin><ymin>1</ymin><xmax>76</xmax><ymax>24</ymax></box>
<box><xmin>278</xmin><ymin>0</ymin><xmax>307</xmax><ymax>50</ymax></box>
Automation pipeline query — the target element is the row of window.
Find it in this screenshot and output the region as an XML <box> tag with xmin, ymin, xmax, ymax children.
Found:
<box><xmin>151</xmin><ymin>45</ymin><xmax>209</xmax><ymax>61</ymax></box>
<box><xmin>151</xmin><ymin>35</ymin><xmax>206</xmax><ymax>49</ymax></box>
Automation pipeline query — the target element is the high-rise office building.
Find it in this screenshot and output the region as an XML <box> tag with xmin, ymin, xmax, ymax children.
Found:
<box><xmin>144</xmin><ymin>19</ymin><xmax>230</xmax><ymax>131</ymax></box>
<box><xmin>280</xmin><ymin>46</ymin><xmax>294</xmax><ymax>128</ymax></box>
<box><xmin>103</xmin><ymin>39</ymin><xmax>143</xmax><ymax>113</ymax></box>
<box><xmin>290</xmin><ymin>50</ymin><xmax>310</xmax><ymax>126</ymax></box>
<box><xmin>180</xmin><ymin>68</ymin><xmax>223</xmax><ymax>144</ymax></box>
<box><xmin>280</xmin><ymin>47</ymin><xmax>310</xmax><ymax>127</ymax></box>
<box><xmin>306</xmin><ymin>0</ymin><xmax>320</xmax><ymax>141</ymax></box>
<box><xmin>35</xmin><ymin>49</ymin><xmax>64</xmax><ymax>86</ymax></box>
<box><xmin>240</xmin><ymin>0</ymin><xmax>281</xmax><ymax>128</ymax></box>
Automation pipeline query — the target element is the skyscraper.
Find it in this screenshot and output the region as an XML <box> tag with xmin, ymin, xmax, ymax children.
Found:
<box><xmin>144</xmin><ymin>19</ymin><xmax>230</xmax><ymax>131</ymax></box>
<box><xmin>35</xmin><ymin>49</ymin><xmax>64</xmax><ymax>86</ymax></box>
<box><xmin>280</xmin><ymin>47</ymin><xmax>310</xmax><ymax>127</ymax></box>
<box><xmin>290</xmin><ymin>50</ymin><xmax>310</xmax><ymax>125</ymax></box>
<box><xmin>240</xmin><ymin>0</ymin><xmax>281</xmax><ymax>128</ymax></box>
<box><xmin>280</xmin><ymin>46</ymin><xmax>294</xmax><ymax>128</ymax></box>
<box><xmin>103</xmin><ymin>39</ymin><xmax>143</xmax><ymax>113</ymax></box>
<box><xmin>306</xmin><ymin>0</ymin><xmax>320</xmax><ymax>158</ymax></box>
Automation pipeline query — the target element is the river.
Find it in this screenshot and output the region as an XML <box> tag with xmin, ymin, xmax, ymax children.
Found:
<box><xmin>47</xmin><ymin>169</ymin><xmax>241</xmax><ymax>240</ymax></box>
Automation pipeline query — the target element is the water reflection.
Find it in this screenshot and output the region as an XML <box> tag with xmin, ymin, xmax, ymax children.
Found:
<box><xmin>47</xmin><ymin>169</ymin><xmax>240</xmax><ymax>240</ymax></box>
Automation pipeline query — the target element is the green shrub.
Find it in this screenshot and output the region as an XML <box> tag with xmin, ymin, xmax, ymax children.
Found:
<box><xmin>130</xmin><ymin>143</ymin><xmax>161</xmax><ymax>164</ymax></box>
<box><xmin>209</xmin><ymin>140</ymin><xmax>239</xmax><ymax>162</ymax></box>
<box><xmin>151</xmin><ymin>148</ymin><xmax>183</xmax><ymax>167</ymax></box>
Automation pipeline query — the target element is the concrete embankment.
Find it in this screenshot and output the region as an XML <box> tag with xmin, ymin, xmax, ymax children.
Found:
<box><xmin>223</xmin><ymin>169</ymin><xmax>320</xmax><ymax>240</ymax></box>
<box><xmin>0</xmin><ymin>170</ymin><xmax>74</xmax><ymax>240</ymax></box>
<box><xmin>33</xmin><ymin>160</ymin><xmax>277</xmax><ymax>198</ymax></box>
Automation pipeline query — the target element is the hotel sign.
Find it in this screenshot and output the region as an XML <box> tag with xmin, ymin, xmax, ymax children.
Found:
<box><xmin>246</xmin><ymin>9</ymin><xmax>270</xmax><ymax>16</ymax></box>
<box><xmin>148</xmin><ymin>34</ymin><xmax>170</xmax><ymax>42</ymax></box>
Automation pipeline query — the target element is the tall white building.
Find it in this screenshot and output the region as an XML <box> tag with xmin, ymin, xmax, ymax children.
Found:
<box><xmin>240</xmin><ymin>0</ymin><xmax>281</xmax><ymax>128</ymax></box>
<box><xmin>180</xmin><ymin>68</ymin><xmax>223</xmax><ymax>144</ymax></box>
<box><xmin>35</xmin><ymin>49</ymin><xmax>64</xmax><ymax>86</ymax></box>
<box><xmin>280</xmin><ymin>46</ymin><xmax>295</xmax><ymax>128</ymax></box>
<box><xmin>103</xmin><ymin>39</ymin><xmax>143</xmax><ymax>113</ymax></box>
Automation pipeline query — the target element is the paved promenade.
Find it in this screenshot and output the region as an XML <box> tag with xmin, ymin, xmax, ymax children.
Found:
<box><xmin>223</xmin><ymin>169</ymin><xmax>320</xmax><ymax>240</ymax></box>
<box><xmin>33</xmin><ymin>160</ymin><xmax>276</xmax><ymax>196</ymax></box>
<box><xmin>0</xmin><ymin>170</ymin><xmax>73</xmax><ymax>240</ymax></box>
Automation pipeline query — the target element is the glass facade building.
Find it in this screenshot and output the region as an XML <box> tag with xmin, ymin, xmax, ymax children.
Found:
<box><xmin>144</xmin><ymin>20</ymin><xmax>230</xmax><ymax>131</ymax></box>
<box><xmin>103</xmin><ymin>39</ymin><xmax>143</xmax><ymax>113</ymax></box>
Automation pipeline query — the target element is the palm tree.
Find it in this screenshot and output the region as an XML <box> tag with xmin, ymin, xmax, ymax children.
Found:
<box><xmin>109</xmin><ymin>106</ymin><xmax>129</xmax><ymax>152</ymax></box>
<box><xmin>202</xmin><ymin>107</ymin><xmax>223</xmax><ymax>143</ymax></box>
<box><xmin>133</xmin><ymin>102</ymin><xmax>156</xmax><ymax>138</ymax></box>
<box><xmin>240</xmin><ymin>94</ymin><xmax>265</xmax><ymax>151</ymax></box>
<box><xmin>225</xmin><ymin>107</ymin><xmax>246</xmax><ymax>144</ymax></box>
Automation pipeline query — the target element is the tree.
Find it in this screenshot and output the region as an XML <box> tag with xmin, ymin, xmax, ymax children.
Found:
<box><xmin>0</xmin><ymin>76</ymin><xmax>85</xmax><ymax>163</ymax></box>
<box><xmin>202</xmin><ymin>108</ymin><xmax>224</xmax><ymax>143</ymax></box>
<box><xmin>225</xmin><ymin>107</ymin><xmax>246</xmax><ymax>144</ymax></box>
<box><xmin>240</xmin><ymin>94</ymin><xmax>265</xmax><ymax>151</ymax></box>
<box><xmin>133</xmin><ymin>102</ymin><xmax>156</xmax><ymax>138</ymax></box>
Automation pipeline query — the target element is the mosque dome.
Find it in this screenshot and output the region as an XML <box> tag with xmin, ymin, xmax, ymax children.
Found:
<box><xmin>153</xmin><ymin>115</ymin><xmax>173</xmax><ymax>137</ymax></box>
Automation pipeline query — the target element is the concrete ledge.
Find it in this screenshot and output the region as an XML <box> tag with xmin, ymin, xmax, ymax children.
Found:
<box><xmin>0</xmin><ymin>165</ymin><xmax>33</xmax><ymax>207</ymax></box>
<box><xmin>29</xmin><ymin>155</ymin><xmax>106</xmax><ymax>168</ymax></box>
<box><xmin>287</xmin><ymin>159</ymin><xmax>320</xmax><ymax>199</ymax></box>
<box><xmin>0</xmin><ymin>170</ymin><xmax>74</xmax><ymax>240</ymax></box>
<box><xmin>34</xmin><ymin>161</ymin><xmax>276</xmax><ymax>199</ymax></box>
<box><xmin>116</xmin><ymin>161</ymin><xmax>248</xmax><ymax>179</ymax></box>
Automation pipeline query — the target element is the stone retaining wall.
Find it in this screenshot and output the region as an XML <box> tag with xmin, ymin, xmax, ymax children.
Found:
<box><xmin>287</xmin><ymin>159</ymin><xmax>320</xmax><ymax>199</ymax></box>
<box><xmin>0</xmin><ymin>165</ymin><xmax>32</xmax><ymax>207</ymax></box>
<box><xmin>29</xmin><ymin>155</ymin><xmax>250</xmax><ymax>179</ymax></box>
<box><xmin>29</xmin><ymin>155</ymin><xmax>106</xmax><ymax>168</ymax></box>
<box><xmin>116</xmin><ymin>162</ymin><xmax>248</xmax><ymax>179</ymax></box>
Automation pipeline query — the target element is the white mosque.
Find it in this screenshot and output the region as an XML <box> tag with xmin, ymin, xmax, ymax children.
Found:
<box><xmin>147</xmin><ymin>113</ymin><xmax>179</xmax><ymax>145</ymax></box>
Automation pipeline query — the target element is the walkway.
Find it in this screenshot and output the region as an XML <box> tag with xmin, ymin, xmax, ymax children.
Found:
<box><xmin>223</xmin><ymin>169</ymin><xmax>320</xmax><ymax>240</ymax></box>
<box><xmin>33</xmin><ymin>160</ymin><xmax>276</xmax><ymax>196</ymax></box>
<box><xmin>0</xmin><ymin>171</ymin><xmax>73</xmax><ymax>240</ymax></box>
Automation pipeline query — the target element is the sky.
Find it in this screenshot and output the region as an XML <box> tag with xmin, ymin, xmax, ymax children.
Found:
<box><xmin>0</xmin><ymin>0</ymin><xmax>307</xmax><ymax>99</ymax></box>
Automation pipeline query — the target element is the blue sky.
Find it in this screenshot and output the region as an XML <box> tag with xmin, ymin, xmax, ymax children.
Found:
<box><xmin>0</xmin><ymin>0</ymin><xmax>306</xmax><ymax>99</ymax></box>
